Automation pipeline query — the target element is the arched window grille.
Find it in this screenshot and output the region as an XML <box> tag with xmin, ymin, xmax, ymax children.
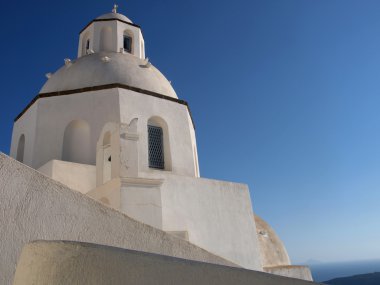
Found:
<box><xmin>148</xmin><ymin>125</ymin><xmax>164</xmax><ymax>169</ymax></box>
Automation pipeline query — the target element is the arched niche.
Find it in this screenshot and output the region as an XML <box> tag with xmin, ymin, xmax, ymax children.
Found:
<box><xmin>16</xmin><ymin>134</ymin><xmax>25</xmax><ymax>163</ymax></box>
<box><xmin>62</xmin><ymin>120</ymin><xmax>91</xmax><ymax>164</ymax></box>
<box><xmin>81</xmin><ymin>31</ymin><xmax>90</xmax><ymax>56</ymax></box>
<box><xmin>147</xmin><ymin>116</ymin><xmax>172</xmax><ymax>171</ymax></box>
<box><xmin>96</xmin><ymin>122</ymin><xmax>120</xmax><ymax>186</ymax></box>
<box><xmin>140</xmin><ymin>40</ymin><xmax>145</xmax><ymax>58</ymax></box>
<box><xmin>102</xmin><ymin>131</ymin><xmax>112</xmax><ymax>184</ymax></box>
<box><xmin>100</xmin><ymin>26</ymin><xmax>113</xmax><ymax>52</ymax></box>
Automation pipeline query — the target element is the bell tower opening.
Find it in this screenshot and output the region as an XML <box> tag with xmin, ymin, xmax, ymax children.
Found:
<box><xmin>123</xmin><ymin>33</ymin><xmax>132</xmax><ymax>53</ymax></box>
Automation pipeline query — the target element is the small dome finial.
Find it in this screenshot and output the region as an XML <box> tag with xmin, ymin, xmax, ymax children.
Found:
<box><xmin>112</xmin><ymin>4</ymin><xmax>118</xmax><ymax>13</ymax></box>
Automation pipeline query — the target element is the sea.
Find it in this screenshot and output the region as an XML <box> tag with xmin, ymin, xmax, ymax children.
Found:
<box><xmin>308</xmin><ymin>259</ymin><xmax>380</xmax><ymax>282</ymax></box>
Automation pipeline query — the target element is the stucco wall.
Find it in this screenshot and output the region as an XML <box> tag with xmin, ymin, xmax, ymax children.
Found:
<box><xmin>13</xmin><ymin>241</ymin><xmax>319</xmax><ymax>285</ymax></box>
<box><xmin>93</xmin><ymin>172</ymin><xmax>263</xmax><ymax>271</ymax></box>
<box><xmin>38</xmin><ymin>160</ymin><xmax>96</xmax><ymax>194</ymax></box>
<box><xmin>10</xmin><ymin>104</ymin><xmax>38</xmax><ymax>167</ymax></box>
<box><xmin>118</xmin><ymin>88</ymin><xmax>198</xmax><ymax>177</ymax></box>
<box><xmin>12</xmin><ymin>89</ymin><xmax>120</xmax><ymax>169</ymax></box>
<box><xmin>36</xmin><ymin>89</ymin><xmax>120</xmax><ymax>168</ymax></box>
<box><xmin>12</xmin><ymin>88</ymin><xmax>196</xmax><ymax>175</ymax></box>
<box><xmin>255</xmin><ymin>215</ymin><xmax>291</xmax><ymax>267</ymax></box>
<box><xmin>264</xmin><ymin>266</ymin><xmax>313</xmax><ymax>281</ymax></box>
<box><xmin>0</xmin><ymin>153</ymin><xmax>235</xmax><ymax>285</ymax></box>
<box><xmin>159</xmin><ymin>174</ymin><xmax>263</xmax><ymax>271</ymax></box>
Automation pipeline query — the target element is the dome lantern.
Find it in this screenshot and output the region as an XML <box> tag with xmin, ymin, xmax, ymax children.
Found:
<box><xmin>78</xmin><ymin>6</ymin><xmax>145</xmax><ymax>59</ymax></box>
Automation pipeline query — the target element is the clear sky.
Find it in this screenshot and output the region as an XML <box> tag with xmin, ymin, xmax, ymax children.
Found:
<box><xmin>1</xmin><ymin>0</ymin><xmax>380</xmax><ymax>263</ymax></box>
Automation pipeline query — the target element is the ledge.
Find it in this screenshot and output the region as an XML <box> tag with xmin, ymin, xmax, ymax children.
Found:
<box><xmin>14</xmin><ymin>83</ymin><xmax>195</xmax><ymax>129</ymax></box>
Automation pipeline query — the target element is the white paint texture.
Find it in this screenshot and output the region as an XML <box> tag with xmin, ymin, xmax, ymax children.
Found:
<box><xmin>41</xmin><ymin>53</ymin><xmax>172</xmax><ymax>96</ymax></box>
<box><xmin>11</xmin><ymin>89</ymin><xmax>120</xmax><ymax>169</ymax></box>
<box><xmin>255</xmin><ymin>215</ymin><xmax>291</xmax><ymax>267</ymax></box>
<box><xmin>10</xmin><ymin>103</ymin><xmax>38</xmax><ymax>166</ymax></box>
<box><xmin>38</xmin><ymin>160</ymin><xmax>96</xmax><ymax>194</ymax></box>
<box><xmin>118</xmin><ymin>89</ymin><xmax>198</xmax><ymax>177</ymax></box>
<box><xmin>159</xmin><ymin>174</ymin><xmax>262</xmax><ymax>271</ymax></box>
<box><xmin>87</xmin><ymin>172</ymin><xmax>262</xmax><ymax>271</ymax></box>
<box><xmin>11</xmin><ymin>88</ymin><xmax>196</xmax><ymax>173</ymax></box>
<box><xmin>264</xmin><ymin>266</ymin><xmax>313</xmax><ymax>281</ymax></box>
<box><xmin>0</xmin><ymin>153</ymin><xmax>235</xmax><ymax>285</ymax></box>
<box><xmin>13</xmin><ymin>241</ymin><xmax>318</xmax><ymax>285</ymax></box>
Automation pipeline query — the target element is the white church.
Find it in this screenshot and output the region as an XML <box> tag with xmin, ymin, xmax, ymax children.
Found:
<box><xmin>1</xmin><ymin>6</ymin><xmax>315</xmax><ymax>284</ymax></box>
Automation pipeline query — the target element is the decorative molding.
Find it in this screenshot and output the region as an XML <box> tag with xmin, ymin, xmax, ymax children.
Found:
<box><xmin>120</xmin><ymin>177</ymin><xmax>164</xmax><ymax>187</ymax></box>
<box><xmin>121</xmin><ymin>133</ymin><xmax>139</xmax><ymax>141</ymax></box>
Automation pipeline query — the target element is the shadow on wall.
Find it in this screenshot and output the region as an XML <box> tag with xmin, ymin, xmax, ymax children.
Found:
<box><xmin>16</xmin><ymin>134</ymin><xmax>25</xmax><ymax>163</ymax></box>
<box><xmin>62</xmin><ymin>119</ymin><xmax>91</xmax><ymax>164</ymax></box>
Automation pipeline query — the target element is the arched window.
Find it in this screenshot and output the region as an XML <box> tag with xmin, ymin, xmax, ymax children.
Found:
<box><xmin>148</xmin><ymin>125</ymin><xmax>164</xmax><ymax>169</ymax></box>
<box><xmin>62</xmin><ymin>120</ymin><xmax>91</xmax><ymax>164</ymax></box>
<box><xmin>86</xmin><ymin>39</ymin><xmax>90</xmax><ymax>54</ymax></box>
<box><xmin>81</xmin><ymin>31</ymin><xmax>90</xmax><ymax>56</ymax></box>
<box><xmin>102</xmin><ymin>131</ymin><xmax>112</xmax><ymax>183</ymax></box>
<box><xmin>147</xmin><ymin>117</ymin><xmax>171</xmax><ymax>170</ymax></box>
<box><xmin>16</xmin><ymin>134</ymin><xmax>25</xmax><ymax>163</ymax></box>
<box><xmin>123</xmin><ymin>30</ymin><xmax>133</xmax><ymax>53</ymax></box>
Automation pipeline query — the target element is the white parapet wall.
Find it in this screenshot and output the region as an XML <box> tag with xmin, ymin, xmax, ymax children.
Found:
<box><xmin>88</xmin><ymin>172</ymin><xmax>263</xmax><ymax>271</ymax></box>
<box><xmin>13</xmin><ymin>241</ymin><xmax>318</xmax><ymax>285</ymax></box>
<box><xmin>0</xmin><ymin>153</ymin><xmax>235</xmax><ymax>285</ymax></box>
<box><xmin>159</xmin><ymin>173</ymin><xmax>263</xmax><ymax>271</ymax></box>
<box><xmin>264</xmin><ymin>266</ymin><xmax>313</xmax><ymax>281</ymax></box>
<box><xmin>38</xmin><ymin>160</ymin><xmax>96</xmax><ymax>194</ymax></box>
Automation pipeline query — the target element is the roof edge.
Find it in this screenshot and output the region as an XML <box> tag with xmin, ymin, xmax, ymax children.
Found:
<box><xmin>14</xmin><ymin>83</ymin><xmax>195</xmax><ymax>129</ymax></box>
<box><xmin>80</xmin><ymin>18</ymin><xmax>141</xmax><ymax>34</ymax></box>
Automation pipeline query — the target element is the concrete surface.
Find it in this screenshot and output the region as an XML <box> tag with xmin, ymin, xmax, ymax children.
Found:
<box><xmin>41</xmin><ymin>53</ymin><xmax>173</xmax><ymax>96</ymax></box>
<box><xmin>87</xmin><ymin>171</ymin><xmax>262</xmax><ymax>271</ymax></box>
<box><xmin>255</xmin><ymin>215</ymin><xmax>291</xmax><ymax>267</ymax></box>
<box><xmin>13</xmin><ymin>241</ymin><xmax>320</xmax><ymax>285</ymax></box>
<box><xmin>264</xmin><ymin>266</ymin><xmax>313</xmax><ymax>281</ymax></box>
<box><xmin>38</xmin><ymin>160</ymin><xmax>96</xmax><ymax>194</ymax></box>
<box><xmin>159</xmin><ymin>173</ymin><xmax>263</xmax><ymax>271</ymax></box>
<box><xmin>0</xmin><ymin>153</ymin><xmax>235</xmax><ymax>285</ymax></box>
<box><xmin>11</xmin><ymin>87</ymin><xmax>196</xmax><ymax>174</ymax></box>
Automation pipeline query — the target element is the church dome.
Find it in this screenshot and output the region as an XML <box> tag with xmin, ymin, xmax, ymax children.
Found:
<box><xmin>40</xmin><ymin>52</ymin><xmax>177</xmax><ymax>98</ymax></box>
<box><xmin>96</xmin><ymin>12</ymin><xmax>133</xmax><ymax>23</ymax></box>
<box><xmin>254</xmin><ymin>215</ymin><xmax>291</xmax><ymax>268</ymax></box>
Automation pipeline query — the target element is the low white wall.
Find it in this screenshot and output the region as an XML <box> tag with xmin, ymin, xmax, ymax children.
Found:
<box><xmin>158</xmin><ymin>174</ymin><xmax>263</xmax><ymax>271</ymax></box>
<box><xmin>13</xmin><ymin>241</ymin><xmax>318</xmax><ymax>285</ymax></box>
<box><xmin>38</xmin><ymin>160</ymin><xmax>96</xmax><ymax>194</ymax></box>
<box><xmin>264</xmin><ymin>266</ymin><xmax>313</xmax><ymax>281</ymax></box>
<box><xmin>0</xmin><ymin>153</ymin><xmax>235</xmax><ymax>285</ymax></box>
<box><xmin>87</xmin><ymin>178</ymin><xmax>121</xmax><ymax>208</ymax></box>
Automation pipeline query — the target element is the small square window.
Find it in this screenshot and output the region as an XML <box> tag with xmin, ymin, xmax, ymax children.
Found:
<box><xmin>123</xmin><ymin>35</ymin><xmax>132</xmax><ymax>53</ymax></box>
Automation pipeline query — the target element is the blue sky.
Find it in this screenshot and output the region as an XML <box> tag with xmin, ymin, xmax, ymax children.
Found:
<box><xmin>1</xmin><ymin>0</ymin><xmax>380</xmax><ymax>263</ymax></box>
